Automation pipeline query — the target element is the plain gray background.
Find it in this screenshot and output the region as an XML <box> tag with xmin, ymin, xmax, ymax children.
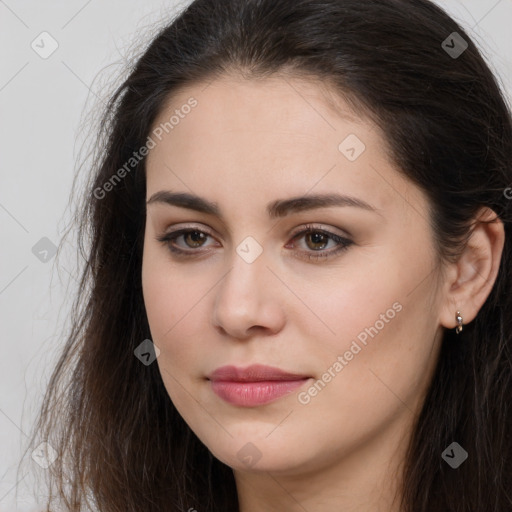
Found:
<box><xmin>1</xmin><ymin>1</ymin><xmax>511</xmax><ymax>510</ymax></box>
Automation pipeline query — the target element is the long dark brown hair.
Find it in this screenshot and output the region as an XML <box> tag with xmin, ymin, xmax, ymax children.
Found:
<box><xmin>19</xmin><ymin>0</ymin><xmax>512</xmax><ymax>510</ymax></box>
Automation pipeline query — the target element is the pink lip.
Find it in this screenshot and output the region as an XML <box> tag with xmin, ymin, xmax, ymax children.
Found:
<box><xmin>207</xmin><ymin>364</ymin><xmax>311</xmax><ymax>407</ymax></box>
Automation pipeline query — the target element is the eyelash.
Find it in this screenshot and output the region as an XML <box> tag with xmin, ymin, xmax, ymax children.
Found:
<box><xmin>155</xmin><ymin>224</ymin><xmax>354</xmax><ymax>261</ymax></box>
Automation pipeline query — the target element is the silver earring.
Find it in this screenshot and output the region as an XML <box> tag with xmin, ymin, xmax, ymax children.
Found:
<box><xmin>455</xmin><ymin>311</ymin><xmax>463</xmax><ymax>334</ymax></box>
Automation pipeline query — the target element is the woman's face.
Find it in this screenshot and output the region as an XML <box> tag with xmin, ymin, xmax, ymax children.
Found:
<box><xmin>142</xmin><ymin>75</ymin><xmax>447</xmax><ymax>476</ymax></box>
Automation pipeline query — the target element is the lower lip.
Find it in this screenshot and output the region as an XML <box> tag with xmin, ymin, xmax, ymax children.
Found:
<box><xmin>209</xmin><ymin>379</ymin><xmax>310</xmax><ymax>407</ymax></box>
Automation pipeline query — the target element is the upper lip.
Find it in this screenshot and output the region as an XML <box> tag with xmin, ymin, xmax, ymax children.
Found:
<box><xmin>208</xmin><ymin>364</ymin><xmax>310</xmax><ymax>382</ymax></box>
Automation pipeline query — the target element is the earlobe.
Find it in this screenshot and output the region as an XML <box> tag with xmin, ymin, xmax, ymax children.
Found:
<box><xmin>439</xmin><ymin>207</ymin><xmax>505</xmax><ymax>331</ymax></box>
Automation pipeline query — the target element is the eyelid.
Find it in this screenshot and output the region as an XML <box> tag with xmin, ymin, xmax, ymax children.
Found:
<box><xmin>288</xmin><ymin>223</ymin><xmax>351</xmax><ymax>240</ymax></box>
<box><xmin>160</xmin><ymin>221</ymin><xmax>350</xmax><ymax>241</ymax></box>
<box><xmin>164</xmin><ymin>222</ymin><xmax>219</xmax><ymax>237</ymax></box>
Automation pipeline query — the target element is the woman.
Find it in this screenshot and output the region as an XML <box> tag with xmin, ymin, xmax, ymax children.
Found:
<box><xmin>23</xmin><ymin>0</ymin><xmax>512</xmax><ymax>510</ymax></box>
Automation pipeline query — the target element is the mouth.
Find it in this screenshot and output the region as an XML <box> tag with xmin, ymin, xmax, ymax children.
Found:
<box><xmin>207</xmin><ymin>364</ymin><xmax>312</xmax><ymax>407</ymax></box>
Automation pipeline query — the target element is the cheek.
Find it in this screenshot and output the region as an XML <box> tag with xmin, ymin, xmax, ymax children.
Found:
<box><xmin>315</xmin><ymin>228</ymin><xmax>436</xmax><ymax>354</ymax></box>
<box><xmin>142</xmin><ymin>260</ymin><xmax>173</xmax><ymax>340</ymax></box>
<box><xmin>141</xmin><ymin>257</ymin><xmax>201</xmax><ymax>415</ymax></box>
<box><xmin>141</xmin><ymin>245</ymin><xmax>211</xmax><ymax>375</ymax></box>
<box><xmin>316</xmin><ymin>306</ymin><xmax>437</xmax><ymax>436</ymax></box>
<box><xmin>290</xmin><ymin>256</ymin><xmax>402</xmax><ymax>357</ymax></box>
<box><xmin>142</xmin><ymin>234</ymin><xmax>188</xmax><ymax>335</ymax></box>
<box><xmin>296</xmin><ymin>242</ymin><xmax>437</xmax><ymax>397</ymax></box>
<box><xmin>142</xmin><ymin>244</ymin><xmax>181</xmax><ymax>351</ymax></box>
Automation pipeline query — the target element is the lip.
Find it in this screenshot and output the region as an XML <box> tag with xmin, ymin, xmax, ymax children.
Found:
<box><xmin>207</xmin><ymin>364</ymin><xmax>311</xmax><ymax>407</ymax></box>
<box><xmin>208</xmin><ymin>364</ymin><xmax>309</xmax><ymax>382</ymax></box>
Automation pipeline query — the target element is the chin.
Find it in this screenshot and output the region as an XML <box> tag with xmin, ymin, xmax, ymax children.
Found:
<box><xmin>204</xmin><ymin>435</ymin><xmax>314</xmax><ymax>474</ymax></box>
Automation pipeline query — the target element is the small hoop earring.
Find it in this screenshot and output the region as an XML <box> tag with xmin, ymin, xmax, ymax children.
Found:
<box><xmin>455</xmin><ymin>311</ymin><xmax>463</xmax><ymax>334</ymax></box>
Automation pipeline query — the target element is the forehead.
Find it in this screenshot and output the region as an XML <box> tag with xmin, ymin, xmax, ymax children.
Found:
<box><xmin>145</xmin><ymin>75</ymin><xmax>416</xmax><ymax>216</ymax></box>
<box><xmin>150</xmin><ymin>74</ymin><xmax>372</xmax><ymax>145</ymax></box>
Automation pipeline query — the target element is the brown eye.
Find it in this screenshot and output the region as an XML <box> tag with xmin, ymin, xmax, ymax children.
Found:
<box><xmin>156</xmin><ymin>228</ymin><xmax>217</xmax><ymax>256</ymax></box>
<box><xmin>182</xmin><ymin>230</ymin><xmax>208</xmax><ymax>248</ymax></box>
<box><xmin>287</xmin><ymin>225</ymin><xmax>354</xmax><ymax>261</ymax></box>
<box><xmin>304</xmin><ymin>231</ymin><xmax>330</xmax><ymax>251</ymax></box>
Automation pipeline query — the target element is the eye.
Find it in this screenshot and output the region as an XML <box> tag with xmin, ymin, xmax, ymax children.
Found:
<box><xmin>156</xmin><ymin>227</ymin><xmax>217</xmax><ymax>256</ymax></box>
<box><xmin>155</xmin><ymin>223</ymin><xmax>354</xmax><ymax>260</ymax></box>
<box><xmin>285</xmin><ymin>224</ymin><xmax>354</xmax><ymax>260</ymax></box>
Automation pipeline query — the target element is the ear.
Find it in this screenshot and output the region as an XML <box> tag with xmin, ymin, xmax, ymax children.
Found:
<box><xmin>439</xmin><ymin>207</ymin><xmax>505</xmax><ymax>330</ymax></box>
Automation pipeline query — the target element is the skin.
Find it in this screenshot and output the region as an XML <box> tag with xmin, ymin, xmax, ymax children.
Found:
<box><xmin>141</xmin><ymin>74</ymin><xmax>504</xmax><ymax>512</ymax></box>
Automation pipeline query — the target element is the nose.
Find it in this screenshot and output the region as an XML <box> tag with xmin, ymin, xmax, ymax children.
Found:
<box><xmin>212</xmin><ymin>246</ymin><xmax>286</xmax><ymax>340</ymax></box>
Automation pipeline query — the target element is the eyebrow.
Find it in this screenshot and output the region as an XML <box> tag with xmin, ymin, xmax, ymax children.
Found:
<box><xmin>146</xmin><ymin>191</ymin><xmax>381</xmax><ymax>220</ymax></box>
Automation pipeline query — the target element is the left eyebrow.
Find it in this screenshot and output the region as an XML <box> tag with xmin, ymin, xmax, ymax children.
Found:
<box><xmin>146</xmin><ymin>191</ymin><xmax>383</xmax><ymax>220</ymax></box>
